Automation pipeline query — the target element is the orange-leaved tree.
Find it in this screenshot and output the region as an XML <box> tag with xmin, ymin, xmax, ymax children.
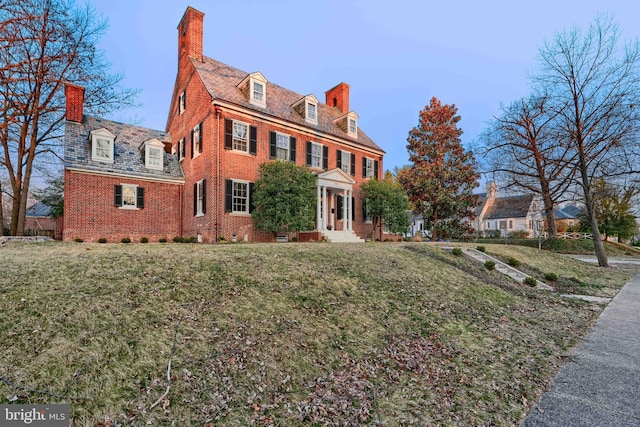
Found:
<box><xmin>398</xmin><ymin>97</ymin><xmax>479</xmax><ymax>241</ymax></box>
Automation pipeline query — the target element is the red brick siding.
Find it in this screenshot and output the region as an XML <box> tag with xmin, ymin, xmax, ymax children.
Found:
<box><xmin>63</xmin><ymin>170</ymin><xmax>181</xmax><ymax>242</ymax></box>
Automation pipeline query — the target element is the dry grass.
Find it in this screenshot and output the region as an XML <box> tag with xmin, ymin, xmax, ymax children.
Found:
<box><xmin>0</xmin><ymin>241</ymin><xmax>637</xmax><ymax>426</ymax></box>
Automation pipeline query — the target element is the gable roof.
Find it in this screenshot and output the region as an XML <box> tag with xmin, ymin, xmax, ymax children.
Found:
<box><xmin>65</xmin><ymin>116</ymin><xmax>184</xmax><ymax>181</ymax></box>
<box><xmin>26</xmin><ymin>201</ymin><xmax>52</xmax><ymax>217</ymax></box>
<box><xmin>484</xmin><ymin>194</ymin><xmax>535</xmax><ymax>219</ymax></box>
<box><xmin>191</xmin><ymin>56</ymin><xmax>384</xmax><ymax>154</ymax></box>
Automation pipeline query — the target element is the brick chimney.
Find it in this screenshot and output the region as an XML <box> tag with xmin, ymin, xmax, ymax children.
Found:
<box><xmin>178</xmin><ymin>6</ymin><xmax>204</xmax><ymax>63</ymax></box>
<box><xmin>486</xmin><ymin>181</ymin><xmax>497</xmax><ymax>200</ymax></box>
<box><xmin>65</xmin><ymin>83</ymin><xmax>85</xmax><ymax>123</ymax></box>
<box><xmin>325</xmin><ymin>82</ymin><xmax>350</xmax><ymax>113</ymax></box>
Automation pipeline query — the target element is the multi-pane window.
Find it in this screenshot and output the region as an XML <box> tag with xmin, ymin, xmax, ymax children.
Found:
<box><xmin>311</xmin><ymin>143</ymin><xmax>322</xmax><ymax>168</ymax></box>
<box><xmin>349</xmin><ymin>118</ymin><xmax>357</xmax><ymax>135</ymax></box>
<box><xmin>178</xmin><ymin>90</ymin><xmax>186</xmax><ymax>115</ymax></box>
<box><xmin>307</xmin><ymin>102</ymin><xmax>317</xmax><ymax>123</ymax></box>
<box><xmin>96</xmin><ymin>139</ymin><xmax>111</xmax><ymax>160</ymax></box>
<box><xmin>192</xmin><ymin>123</ymin><xmax>202</xmax><ymax>157</ymax></box>
<box><xmin>195</xmin><ymin>179</ymin><xmax>205</xmax><ymax>216</ymax></box>
<box><xmin>178</xmin><ymin>138</ymin><xmax>185</xmax><ymax>161</ymax></box>
<box><xmin>340</xmin><ymin>150</ymin><xmax>350</xmax><ymax>174</ymax></box>
<box><xmin>114</xmin><ymin>184</ymin><xmax>144</xmax><ymax>209</ymax></box>
<box><xmin>364</xmin><ymin>158</ymin><xmax>375</xmax><ymax>178</ymax></box>
<box><xmin>233</xmin><ymin>181</ymin><xmax>248</xmax><ymax>213</ymax></box>
<box><xmin>146</xmin><ymin>147</ymin><xmax>163</xmax><ymax>169</ymax></box>
<box><xmin>233</xmin><ymin>122</ymin><xmax>248</xmax><ymax>152</ymax></box>
<box><xmin>253</xmin><ymin>82</ymin><xmax>264</xmax><ymax>103</ymax></box>
<box><xmin>276</xmin><ymin>133</ymin><xmax>290</xmax><ymax>161</ymax></box>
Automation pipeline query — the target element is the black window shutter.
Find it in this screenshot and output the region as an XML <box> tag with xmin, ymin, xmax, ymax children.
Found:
<box><xmin>323</xmin><ymin>146</ymin><xmax>328</xmax><ymax>170</ymax></box>
<box><xmin>198</xmin><ymin>122</ymin><xmax>203</xmax><ymax>153</ymax></box>
<box><xmin>362</xmin><ymin>157</ymin><xmax>367</xmax><ymax>178</ymax></box>
<box><xmin>137</xmin><ymin>187</ymin><xmax>144</xmax><ymax>209</ymax></box>
<box><xmin>225</xmin><ymin>179</ymin><xmax>233</xmax><ymax>212</ymax></box>
<box><xmin>374</xmin><ymin>160</ymin><xmax>379</xmax><ymax>179</ymax></box>
<box><xmin>224</xmin><ymin>119</ymin><xmax>233</xmax><ymax>150</ymax></box>
<box><xmin>362</xmin><ymin>199</ymin><xmax>367</xmax><ymax>220</ymax></box>
<box><xmin>306</xmin><ymin>141</ymin><xmax>312</xmax><ymax>166</ymax></box>
<box><xmin>249</xmin><ymin>126</ymin><xmax>257</xmax><ymax>155</ymax></box>
<box><xmin>114</xmin><ymin>185</ymin><xmax>122</xmax><ymax>207</ymax></box>
<box><xmin>191</xmin><ymin>128</ymin><xmax>195</xmax><ymax>158</ymax></box>
<box><xmin>337</xmin><ymin>196</ymin><xmax>343</xmax><ymax>220</ymax></box>
<box><xmin>350</xmin><ymin>153</ymin><xmax>356</xmax><ymax>176</ymax></box>
<box><xmin>336</xmin><ymin>150</ymin><xmax>342</xmax><ymax>169</ymax></box>
<box><xmin>289</xmin><ymin>137</ymin><xmax>296</xmax><ymax>163</ymax></box>
<box><xmin>269</xmin><ymin>131</ymin><xmax>276</xmax><ymax>159</ymax></box>
<box><xmin>202</xmin><ymin>179</ymin><xmax>206</xmax><ymax>214</ymax></box>
<box><xmin>249</xmin><ymin>182</ymin><xmax>255</xmax><ymax>213</ymax></box>
<box><xmin>193</xmin><ymin>183</ymin><xmax>198</xmax><ymax>215</ymax></box>
<box><xmin>352</xmin><ymin>197</ymin><xmax>355</xmax><ymax>221</ymax></box>
<box><xmin>183</xmin><ymin>90</ymin><xmax>186</xmax><ymax>111</ymax></box>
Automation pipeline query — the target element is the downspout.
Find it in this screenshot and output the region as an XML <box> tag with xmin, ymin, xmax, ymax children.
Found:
<box><xmin>215</xmin><ymin>105</ymin><xmax>221</xmax><ymax>243</ymax></box>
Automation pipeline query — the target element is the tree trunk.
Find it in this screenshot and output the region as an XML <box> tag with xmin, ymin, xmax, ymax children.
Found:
<box><xmin>581</xmin><ymin>166</ymin><xmax>609</xmax><ymax>267</ymax></box>
<box><xmin>431</xmin><ymin>207</ymin><xmax>438</xmax><ymax>242</ymax></box>
<box><xmin>541</xmin><ymin>182</ymin><xmax>558</xmax><ymax>238</ymax></box>
<box><xmin>0</xmin><ymin>182</ymin><xmax>4</xmax><ymax>235</ymax></box>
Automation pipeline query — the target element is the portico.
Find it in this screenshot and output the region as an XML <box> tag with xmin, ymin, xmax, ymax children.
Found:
<box><xmin>315</xmin><ymin>168</ymin><xmax>356</xmax><ymax>233</ymax></box>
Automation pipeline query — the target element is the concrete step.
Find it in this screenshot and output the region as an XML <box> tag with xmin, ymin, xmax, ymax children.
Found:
<box><xmin>321</xmin><ymin>230</ymin><xmax>365</xmax><ymax>243</ymax></box>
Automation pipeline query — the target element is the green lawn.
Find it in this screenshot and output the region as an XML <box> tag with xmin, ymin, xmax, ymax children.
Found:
<box><xmin>1</xmin><ymin>241</ymin><xmax>637</xmax><ymax>426</ymax></box>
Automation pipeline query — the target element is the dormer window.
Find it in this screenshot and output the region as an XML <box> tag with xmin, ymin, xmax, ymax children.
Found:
<box><xmin>90</xmin><ymin>128</ymin><xmax>115</xmax><ymax>163</ymax></box>
<box><xmin>141</xmin><ymin>138</ymin><xmax>165</xmax><ymax>170</ymax></box>
<box><xmin>307</xmin><ymin>101</ymin><xmax>317</xmax><ymax>124</ymax></box>
<box><xmin>252</xmin><ymin>81</ymin><xmax>264</xmax><ymax>104</ymax></box>
<box><xmin>238</xmin><ymin>72</ymin><xmax>267</xmax><ymax>108</ymax></box>
<box><xmin>292</xmin><ymin>94</ymin><xmax>319</xmax><ymax>125</ymax></box>
<box><xmin>333</xmin><ymin>111</ymin><xmax>359</xmax><ymax>138</ymax></box>
<box><xmin>349</xmin><ymin>118</ymin><xmax>357</xmax><ymax>136</ymax></box>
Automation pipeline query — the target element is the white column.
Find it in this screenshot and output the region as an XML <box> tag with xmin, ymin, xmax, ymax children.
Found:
<box><xmin>342</xmin><ymin>190</ymin><xmax>347</xmax><ymax>230</ymax></box>
<box><xmin>322</xmin><ymin>186</ymin><xmax>328</xmax><ymax>230</ymax></box>
<box><xmin>316</xmin><ymin>185</ymin><xmax>321</xmax><ymax>231</ymax></box>
<box><xmin>347</xmin><ymin>190</ymin><xmax>353</xmax><ymax>231</ymax></box>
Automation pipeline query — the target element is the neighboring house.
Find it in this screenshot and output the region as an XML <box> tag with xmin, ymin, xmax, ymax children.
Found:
<box><xmin>63</xmin><ymin>6</ymin><xmax>384</xmax><ymax>243</ymax></box>
<box><xmin>164</xmin><ymin>6</ymin><xmax>383</xmax><ymax>243</ymax></box>
<box><xmin>543</xmin><ymin>207</ymin><xmax>580</xmax><ymax>232</ymax></box>
<box><xmin>405</xmin><ymin>210</ymin><xmax>424</xmax><ymax>238</ymax></box>
<box><xmin>25</xmin><ymin>201</ymin><xmax>63</xmax><ymax>239</ymax></box>
<box><xmin>474</xmin><ymin>182</ymin><xmax>542</xmax><ymax>237</ymax></box>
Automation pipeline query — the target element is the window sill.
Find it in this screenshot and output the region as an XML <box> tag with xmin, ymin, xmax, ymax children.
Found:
<box><xmin>230</xmin><ymin>149</ymin><xmax>254</xmax><ymax>157</ymax></box>
<box><xmin>229</xmin><ymin>212</ymin><xmax>251</xmax><ymax>217</ymax></box>
<box><xmin>195</xmin><ymin>213</ymin><xmax>204</xmax><ymax>218</ymax></box>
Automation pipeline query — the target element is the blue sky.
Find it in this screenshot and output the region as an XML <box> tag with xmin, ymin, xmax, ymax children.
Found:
<box><xmin>89</xmin><ymin>0</ymin><xmax>640</xmax><ymax>177</ymax></box>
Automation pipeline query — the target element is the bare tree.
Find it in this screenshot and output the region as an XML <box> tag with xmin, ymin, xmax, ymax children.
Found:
<box><xmin>0</xmin><ymin>0</ymin><xmax>137</xmax><ymax>235</ymax></box>
<box><xmin>532</xmin><ymin>15</ymin><xmax>640</xmax><ymax>267</ymax></box>
<box><xmin>480</xmin><ymin>96</ymin><xmax>577</xmax><ymax>238</ymax></box>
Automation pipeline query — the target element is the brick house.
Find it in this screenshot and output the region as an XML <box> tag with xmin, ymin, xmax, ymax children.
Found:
<box><xmin>63</xmin><ymin>84</ymin><xmax>185</xmax><ymax>242</ymax></box>
<box><xmin>166</xmin><ymin>6</ymin><xmax>384</xmax><ymax>243</ymax></box>
<box><xmin>63</xmin><ymin>6</ymin><xmax>385</xmax><ymax>243</ymax></box>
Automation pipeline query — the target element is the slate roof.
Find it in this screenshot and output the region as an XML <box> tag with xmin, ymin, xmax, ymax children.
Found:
<box><xmin>542</xmin><ymin>208</ymin><xmax>578</xmax><ymax>220</ymax></box>
<box><xmin>26</xmin><ymin>201</ymin><xmax>52</xmax><ymax>217</ymax></box>
<box><xmin>65</xmin><ymin>116</ymin><xmax>184</xmax><ymax>181</ymax></box>
<box><xmin>191</xmin><ymin>56</ymin><xmax>384</xmax><ymax>153</ymax></box>
<box><xmin>484</xmin><ymin>194</ymin><xmax>535</xmax><ymax>219</ymax></box>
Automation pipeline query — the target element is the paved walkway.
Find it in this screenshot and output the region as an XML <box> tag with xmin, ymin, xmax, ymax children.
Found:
<box><xmin>521</xmin><ymin>264</ymin><xmax>640</xmax><ymax>426</ymax></box>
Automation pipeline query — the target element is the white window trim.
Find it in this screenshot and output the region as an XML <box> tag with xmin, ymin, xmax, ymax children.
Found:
<box><xmin>310</xmin><ymin>141</ymin><xmax>322</xmax><ymax>169</ymax></box>
<box><xmin>120</xmin><ymin>184</ymin><xmax>139</xmax><ymax>210</ymax></box>
<box><xmin>178</xmin><ymin>90</ymin><xmax>186</xmax><ymax>115</ymax></box>
<box><xmin>142</xmin><ymin>138</ymin><xmax>165</xmax><ymax>170</ymax></box>
<box><xmin>250</xmin><ymin>78</ymin><xmax>266</xmax><ymax>108</ymax></box>
<box><xmin>348</xmin><ymin>117</ymin><xmax>358</xmax><ymax>137</ymax></box>
<box><xmin>90</xmin><ymin>128</ymin><xmax>115</xmax><ymax>164</ymax></box>
<box><xmin>232</xmin><ymin>120</ymin><xmax>250</xmax><ymax>153</ymax></box>
<box><xmin>178</xmin><ymin>138</ymin><xmax>185</xmax><ymax>161</ymax></box>
<box><xmin>196</xmin><ymin>179</ymin><xmax>205</xmax><ymax>217</ymax></box>
<box><xmin>231</xmin><ymin>179</ymin><xmax>250</xmax><ymax>215</ymax></box>
<box><xmin>193</xmin><ymin>123</ymin><xmax>202</xmax><ymax>158</ymax></box>
<box><xmin>305</xmin><ymin>100</ymin><xmax>318</xmax><ymax>125</ymax></box>
<box><xmin>275</xmin><ymin>132</ymin><xmax>290</xmax><ymax>161</ymax></box>
<box><xmin>340</xmin><ymin>150</ymin><xmax>350</xmax><ymax>174</ymax></box>
<box><xmin>364</xmin><ymin>157</ymin><xmax>375</xmax><ymax>178</ymax></box>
